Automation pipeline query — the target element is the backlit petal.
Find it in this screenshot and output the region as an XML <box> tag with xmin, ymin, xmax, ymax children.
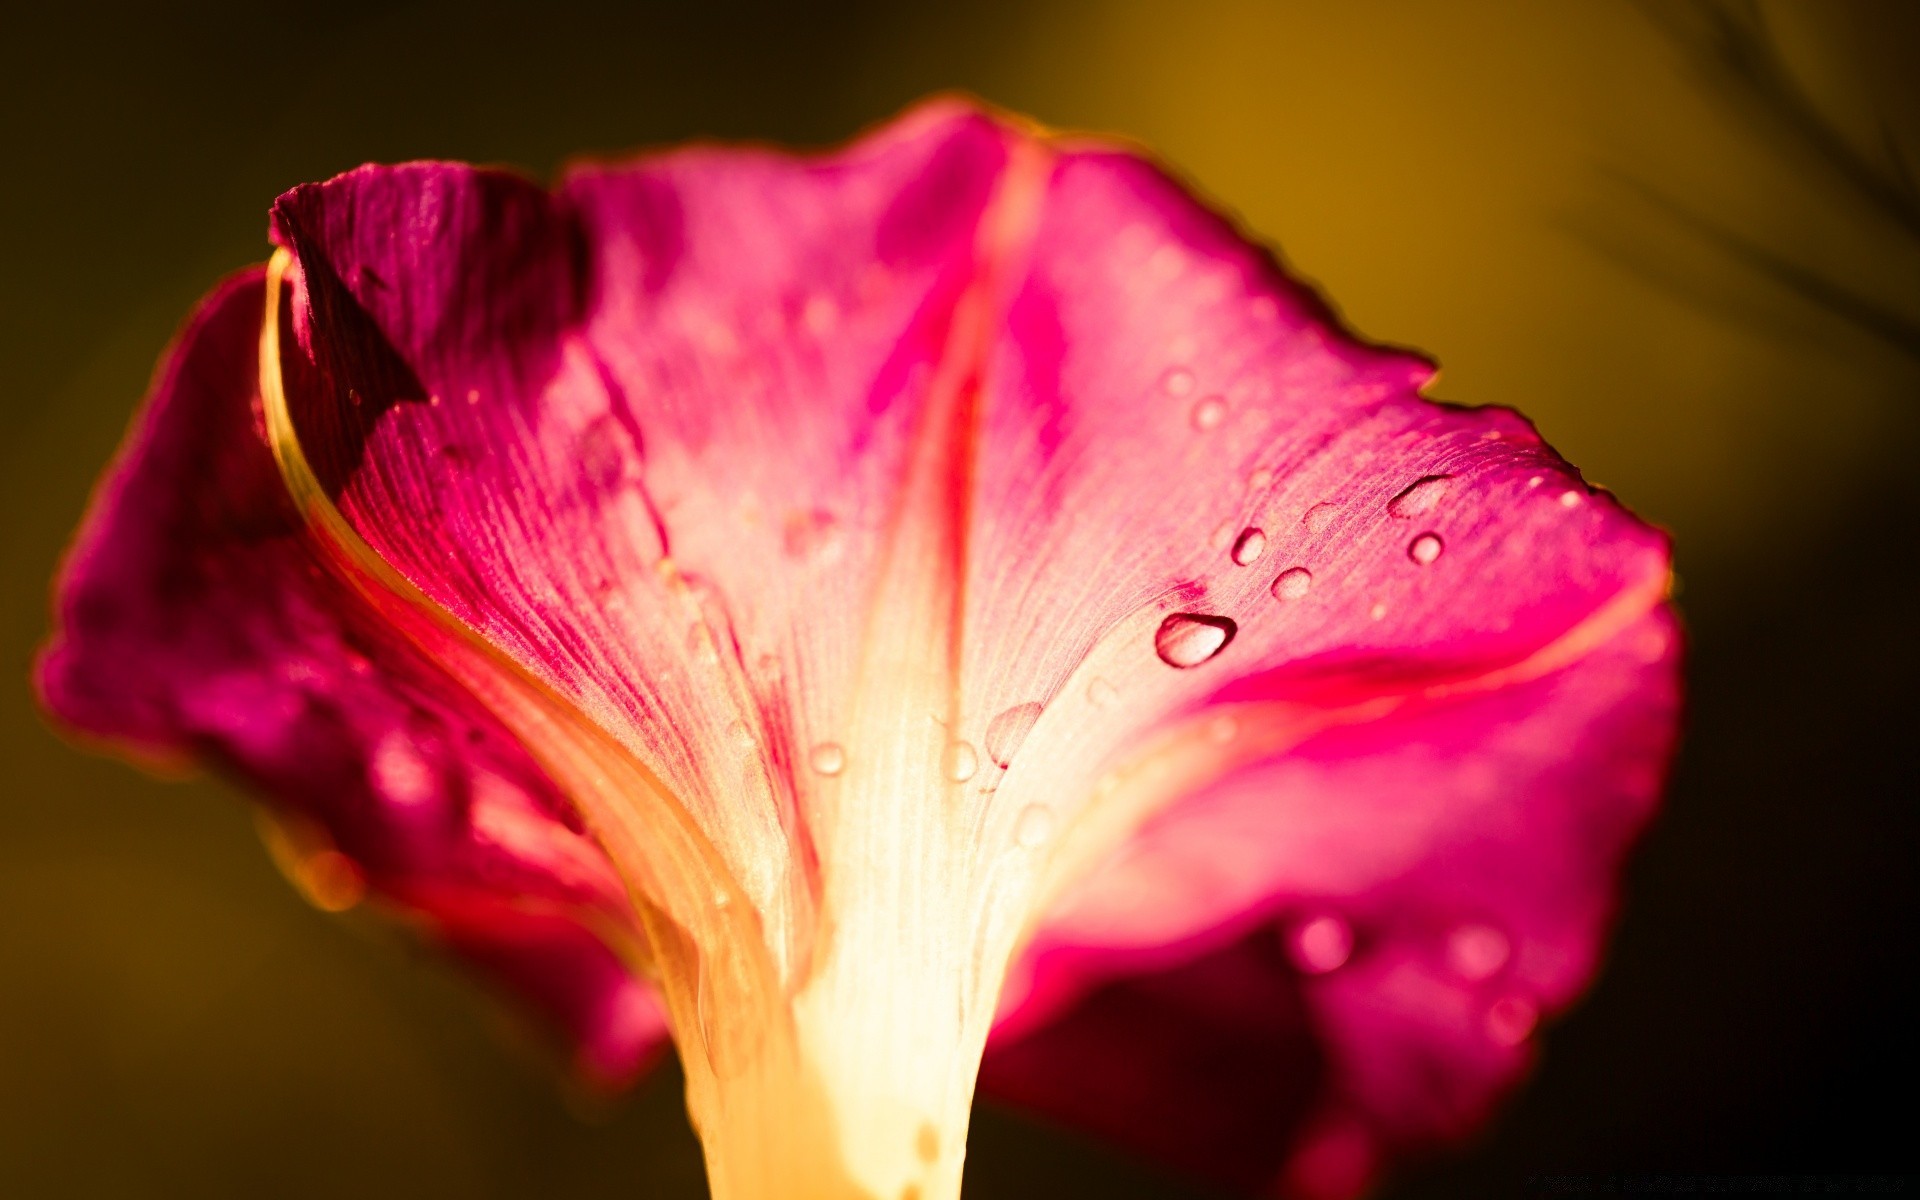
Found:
<box><xmin>37</xmin><ymin>272</ymin><xmax>662</xmax><ymax>1084</ymax></box>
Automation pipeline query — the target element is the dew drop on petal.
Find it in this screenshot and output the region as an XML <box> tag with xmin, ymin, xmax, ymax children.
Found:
<box><xmin>1387</xmin><ymin>474</ymin><xmax>1452</xmax><ymax>518</ymax></box>
<box><xmin>809</xmin><ymin>742</ymin><xmax>846</xmax><ymax>777</ymax></box>
<box><xmin>1208</xmin><ymin>520</ymin><xmax>1236</xmax><ymax>551</ymax></box>
<box><xmin>1160</xmin><ymin>366</ymin><xmax>1195</xmax><ymax>397</ymax></box>
<box><xmin>1559</xmin><ymin>489</ymin><xmax>1583</xmax><ymax>508</ymax></box>
<box><xmin>1409</xmin><ymin>532</ymin><xmax>1444</xmax><ymax>565</ymax></box>
<box><xmin>1369</xmin><ymin>601</ymin><xmax>1389</xmax><ymax>621</ymax></box>
<box><xmin>1287</xmin><ymin>914</ymin><xmax>1353</xmax><ymax>974</ymax></box>
<box><xmin>941</xmin><ymin>740</ymin><xmax>979</xmax><ymax>783</ymax></box>
<box><xmin>783</xmin><ymin>508</ymin><xmax>845</xmax><ymax>565</ymax></box>
<box><xmin>1230</xmin><ymin>526</ymin><xmax>1267</xmax><ymax>566</ymax></box>
<box><xmin>1485</xmin><ymin>995</ymin><xmax>1538</xmax><ymax>1046</ymax></box>
<box><xmin>1446</xmin><ymin>923</ymin><xmax>1511</xmax><ymax>981</ymax></box>
<box><xmin>1271</xmin><ymin>567</ymin><xmax>1313</xmax><ymax>601</ymax></box>
<box><xmin>1248</xmin><ymin>467</ymin><xmax>1275</xmax><ymax>490</ymax></box>
<box><xmin>371</xmin><ymin>731</ymin><xmax>436</xmax><ymax>807</ymax></box>
<box><xmin>985</xmin><ymin>702</ymin><xmax>1045</xmax><ymax>767</ymax></box>
<box><xmin>1302</xmin><ymin>502</ymin><xmax>1338</xmax><ymax>534</ymax></box>
<box><xmin>1086</xmin><ymin>677</ymin><xmax>1120</xmax><ymax>709</ymax></box>
<box><xmin>1633</xmin><ymin>625</ymin><xmax>1671</xmax><ymax>664</ymax></box>
<box><xmin>1014</xmin><ymin>804</ymin><xmax>1056</xmax><ymax>848</ymax></box>
<box><xmin>579</xmin><ymin>414</ymin><xmax>633</xmax><ymax>489</ymax></box>
<box><xmin>801</xmin><ymin>293</ymin><xmax>839</xmax><ymax>335</ymax></box>
<box><xmin>1189</xmin><ymin>395</ymin><xmax>1227</xmax><ymax>431</ymax></box>
<box><xmin>1527</xmin><ymin>475</ymin><xmax>1544</xmax><ymax>489</ymax></box>
<box><xmin>1154</xmin><ymin>613</ymin><xmax>1237</xmax><ymax>668</ymax></box>
<box><xmin>725</xmin><ymin>720</ymin><xmax>757</xmax><ymax>752</ymax></box>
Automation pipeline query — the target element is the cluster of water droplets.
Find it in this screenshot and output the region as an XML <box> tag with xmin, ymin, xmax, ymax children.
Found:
<box><xmin>1150</xmin><ymin>458</ymin><xmax>1481</xmax><ymax>670</ymax></box>
<box><xmin>1279</xmin><ymin>911</ymin><xmax>1533</xmax><ymax>1044</ymax></box>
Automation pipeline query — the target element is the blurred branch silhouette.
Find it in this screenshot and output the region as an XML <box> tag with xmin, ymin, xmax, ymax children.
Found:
<box><xmin>1627</xmin><ymin>0</ymin><xmax>1920</xmax><ymax>361</ymax></box>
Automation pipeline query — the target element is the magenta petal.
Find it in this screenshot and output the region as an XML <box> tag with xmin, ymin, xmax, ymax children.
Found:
<box><xmin>988</xmin><ymin>608</ymin><xmax>1679</xmax><ymax>1196</ymax></box>
<box><xmin>958</xmin><ymin>144</ymin><xmax>1679</xmax><ymax>1194</ymax></box>
<box><xmin>259</xmin><ymin>107</ymin><xmax>1025</xmax><ymax>932</ymax></box>
<box><xmin>37</xmin><ymin>271</ymin><xmax>662</xmax><ymax>1084</ymax></box>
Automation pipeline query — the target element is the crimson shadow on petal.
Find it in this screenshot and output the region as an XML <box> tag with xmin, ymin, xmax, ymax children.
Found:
<box><xmin>981</xmin><ymin>923</ymin><xmax>1326</xmax><ymax>1197</ymax></box>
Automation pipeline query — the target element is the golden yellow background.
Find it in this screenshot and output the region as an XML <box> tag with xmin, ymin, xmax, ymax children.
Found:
<box><xmin>3</xmin><ymin>2</ymin><xmax>1913</xmax><ymax>1195</ymax></box>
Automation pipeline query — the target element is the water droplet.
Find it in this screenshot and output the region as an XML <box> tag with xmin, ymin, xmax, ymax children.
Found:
<box><xmin>1086</xmin><ymin>678</ymin><xmax>1120</xmax><ymax>709</ymax></box>
<box><xmin>1248</xmin><ymin>467</ymin><xmax>1275</xmax><ymax>490</ymax></box>
<box><xmin>1447</xmin><ymin>923</ymin><xmax>1511</xmax><ymax>981</ymax></box>
<box><xmin>1206</xmin><ymin>714</ymin><xmax>1238</xmax><ymax>744</ymax></box>
<box><xmin>1015</xmin><ymin>804</ymin><xmax>1055</xmax><ymax>848</ymax></box>
<box><xmin>1369</xmin><ymin>601</ymin><xmax>1389</xmax><ymax>621</ymax></box>
<box><xmin>1633</xmin><ymin>625</ymin><xmax>1671</xmax><ymax>664</ymax></box>
<box><xmin>371</xmin><ymin>731</ymin><xmax>436</xmax><ymax>807</ymax></box>
<box><xmin>1408</xmin><ymin>532</ymin><xmax>1444</xmax><ymax>565</ymax></box>
<box><xmin>1287</xmin><ymin>914</ymin><xmax>1353</xmax><ymax>974</ymax></box>
<box><xmin>1160</xmin><ymin>367</ymin><xmax>1195</xmax><ymax>397</ymax></box>
<box><xmin>1155</xmin><ymin>613</ymin><xmax>1237</xmax><ymax>668</ymax></box>
<box><xmin>801</xmin><ymin>293</ymin><xmax>839</xmax><ymax>335</ymax></box>
<box><xmin>1208</xmin><ymin>520</ymin><xmax>1236</xmax><ymax>551</ymax></box>
<box><xmin>1271</xmin><ymin>567</ymin><xmax>1313</xmax><ymax>601</ymax></box>
<box><xmin>1189</xmin><ymin>395</ymin><xmax>1227</xmax><ymax>431</ymax></box>
<box><xmin>1527</xmin><ymin>475</ymin><xmax>1544</xmax><ymax>489</ymax></box>
<box><xmin>466</xmin><ymin>388</ymin><xmax>481</xmax><ymax>405</ymax></box>
<box><xmin>1559</xmin><ymin>489</ymin><xmax>1583</xmax><ymax>508</ymax></box>
<box><xmin>725</xmin><ymin>720</ymin><xmax>757</xmax><ymax>752</ymax></box>
<box><xmin>1302</xmin><ymin>502</ymin><xmax>1338</xmax><ymax>534</ymax></box>
<box><xmin>1388</xmin><ymin>474</ymin><xmax>1451</xmax><ymax>518</ymax></box>
<box><xmin>985</xmin><ymin>702</ymin><xmax>1044</xmax><ymax>767</ymax></box>
<box><xmin>941</xmin><ymin>740</ymin><xmax>979</xmax><ymax>783</ymax></box>
<box><xmin>580</xmin><ymin>414</ymin><xmax>634</xmax><ymax>489</ymax></box>
<box><xmin>783</xmin><ymin>509</ymin><xmax>845</xmax><ymax>565</ymax></box>
<box><xmin>1230</xmin><ymin>527</ymin><xmax>1267</xmax><ymax>565</ymax></box>
<box><xmin>809</xmin><ymin>742</ymin><xmax>845</xmax><ymax>777</ymax></box>
<box><xmin>687</xmin><ymin>622</ymin><xmax>721</xmax><ymax>666</ymax></box>
<box><xmin>1484</xmin><ymin>995</ymin><xmax>1538</xmax><ymax>1046</ymax></box>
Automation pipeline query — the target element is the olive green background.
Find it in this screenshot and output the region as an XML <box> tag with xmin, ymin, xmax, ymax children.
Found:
<box><xmin>3</xmin><ymin>2</ymin><xmax>1914</xmax><ymax>1196</ymax></box>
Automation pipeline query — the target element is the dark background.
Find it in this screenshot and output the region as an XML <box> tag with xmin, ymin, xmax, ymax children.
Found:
<box><xmin>2</xmin><ymin>2</ymin><xmax>1914</xmax><ymax>1196</ymax></box>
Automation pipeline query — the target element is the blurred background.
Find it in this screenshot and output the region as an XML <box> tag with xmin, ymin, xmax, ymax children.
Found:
<box><xmin>3</xmin><ymin>1</ymin><xmax>1914</xmax><ymax>1195</ymax></box>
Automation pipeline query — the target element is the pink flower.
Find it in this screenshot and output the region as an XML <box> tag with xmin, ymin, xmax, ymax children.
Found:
<box><xmin>36</xmin><ymin>99</ymin><xmax>1679</xmax><ymax>1199</ymax></box>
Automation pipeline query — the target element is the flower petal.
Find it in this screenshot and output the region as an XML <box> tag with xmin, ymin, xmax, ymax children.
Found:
<box><xmin>37</xmin><ymin>271</ymin><xmax>663</xmax><ymax>1085</ymax></box>
<box><xmin>263</xmin><ymin>104</ymin><xmax>1028</xmax><ymax>959</ymax></box>
<box><xmin>954</xmin><ymin>141</ymin><xmax>1679</xmax><ymax>1194</ymax></box>
<box><xmin>985</xmin><ymin>606</ymin><xmax>1680</xmax><ymax>1196</ymax></box>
